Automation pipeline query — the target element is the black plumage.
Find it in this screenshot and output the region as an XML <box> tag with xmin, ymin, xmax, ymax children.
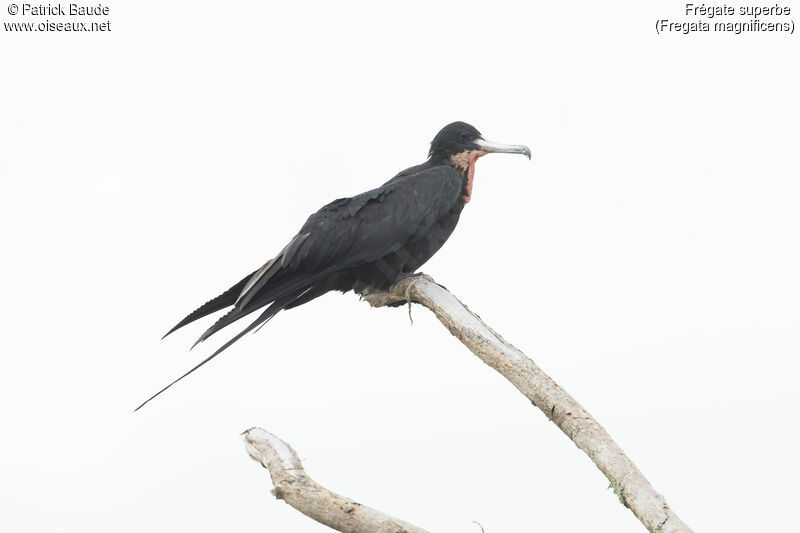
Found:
<box><xmin>136</xmin><ymin>122</ymin><xmax>530</xmax><ymax>410</ymax></box>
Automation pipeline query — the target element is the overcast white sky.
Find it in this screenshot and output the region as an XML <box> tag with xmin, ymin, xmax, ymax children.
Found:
<box><xmin>1</xmin><ymin>1</ymin><xmax>799</xmax><ymax>531</ymax></box>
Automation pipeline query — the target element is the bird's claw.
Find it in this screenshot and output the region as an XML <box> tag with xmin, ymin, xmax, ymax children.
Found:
<box><xmin>395</xmin><ymin>272</ymin><xmax>434</xmax><ymax>283</ymax></box>
<box><xmin>404</xmin><ymin>283</ymin><xmax>414</xmax><ymax>325</ymax></box>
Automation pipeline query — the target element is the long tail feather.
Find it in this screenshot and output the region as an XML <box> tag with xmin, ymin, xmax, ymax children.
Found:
<box><xmin>190</xmin><ymin>266</ymin><xmax>340</xmax><ymax>347</ymax></box>
<box><xmin>136</xmin><ymin>289</ymin><xmax>305</xmax><ymax>411</ymax></box>
<box><xmin>162</xmin><ymin>271</ymin><xmax>256</xmax><ymax>339</ymax></box>
<box><xmin>190</xmin><ymin>303</ymin><xmax>260</xmax><ymax>350</ymax></box>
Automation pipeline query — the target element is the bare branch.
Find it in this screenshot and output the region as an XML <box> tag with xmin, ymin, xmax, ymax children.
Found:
<box><xmin>361</xmin><ymin>274</ymin><xmax>693</xmax><ymax>533</ymax></box>
<box><xmin>244</xmin><ymin>274</ymin><xmax>692</xmax><ymax>532</ymax></box>
<box><xmin>243</xmin><ymin>427</ymin><xmax>429</xmax><ymax>533</ymax></box>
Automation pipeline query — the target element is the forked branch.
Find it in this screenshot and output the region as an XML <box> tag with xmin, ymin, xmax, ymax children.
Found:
<box><xmin>244</xmin><ymin>274</ymin><xmax>692</xmax><ymax>533</ymax></box>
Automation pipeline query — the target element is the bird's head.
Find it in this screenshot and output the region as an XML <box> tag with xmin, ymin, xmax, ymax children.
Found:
<box><xmin>428</xmin><ymin>122</ymin><xmax>531</xmax><ymax>162</ymax></box>
<box><xmin>428</xmin><ymin>121</ymin><xmax>531</xmax><ymax>202</ymax></box>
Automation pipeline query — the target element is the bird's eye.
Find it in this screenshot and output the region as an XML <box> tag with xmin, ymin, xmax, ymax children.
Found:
<box><xmin>458</xmin><ymin>132</ymin><xmax>469</xmax><ymax>141</ymax></box>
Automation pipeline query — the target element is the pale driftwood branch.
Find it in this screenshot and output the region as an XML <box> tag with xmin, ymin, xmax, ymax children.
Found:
<box><xmin>242</xmin><ymin>427</ymin><xmax>429</xmax><ymax>533</ymax></box>
<box><xmin>243</xmin><ymin>274</ymin><xmax>692</xmax><ymax>532</ymax></box>
<box><xmin>360</xmin><ymin>274</ymin><xmax>692</xmax><ymax>533</ymax></box>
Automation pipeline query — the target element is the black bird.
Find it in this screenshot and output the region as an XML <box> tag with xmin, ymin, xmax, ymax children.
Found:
<box><xmin>136</xmin><ymin>122</ymin><xmax>530</xmax><ymax>410</ymax></box>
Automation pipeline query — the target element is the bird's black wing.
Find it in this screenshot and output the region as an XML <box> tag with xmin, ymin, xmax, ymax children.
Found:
<box><xmin>185</xmin><ymin>169</ymin><xmax>463</xmax><ymax>351</ymax></box>
<box><xmin>235</xmin><ymin>165</ymin><xmax>462</xmax><ymax>307</ymax></box>
<box><xmin>138</xmin><ymin>165</ymin><xmax>461</xmax><ymax>411</ymax></box>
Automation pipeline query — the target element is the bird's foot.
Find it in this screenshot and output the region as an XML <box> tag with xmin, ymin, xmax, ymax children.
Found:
<box><xmin>395</xmin><ymin>272</ymin><xmax>435</xmax><ymax>283</ymax></box>
<box><xmin>399</xmin><ymin>272</ymin><xmax>444</xmax><ymax>293</ymax></box>
<box><xmin>404</xmin><ymin>282</ymin><xmax>414</xmax><ymax>325</ymax></box>
<box><xmin>358</xmin><ymin>273</ymin><xmax>435</xmax><ymax>309</ymax></box>
<box><xmin>396</xmin><ymin>273</ymin><xmax>435</xmax><ymax>324</ymax></box>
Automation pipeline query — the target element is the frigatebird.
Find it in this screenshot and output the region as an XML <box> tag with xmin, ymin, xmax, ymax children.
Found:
<box><xmin>136</xmin><ymin>122</ymin><xmax>530</xmax><ymax>410</ymax></box>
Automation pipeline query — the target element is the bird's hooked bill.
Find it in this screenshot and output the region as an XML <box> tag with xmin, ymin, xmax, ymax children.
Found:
<box><xmin>475</xmin><ymin>138</ymin><xmax>532</xmax><ymax>160</ymax></box>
